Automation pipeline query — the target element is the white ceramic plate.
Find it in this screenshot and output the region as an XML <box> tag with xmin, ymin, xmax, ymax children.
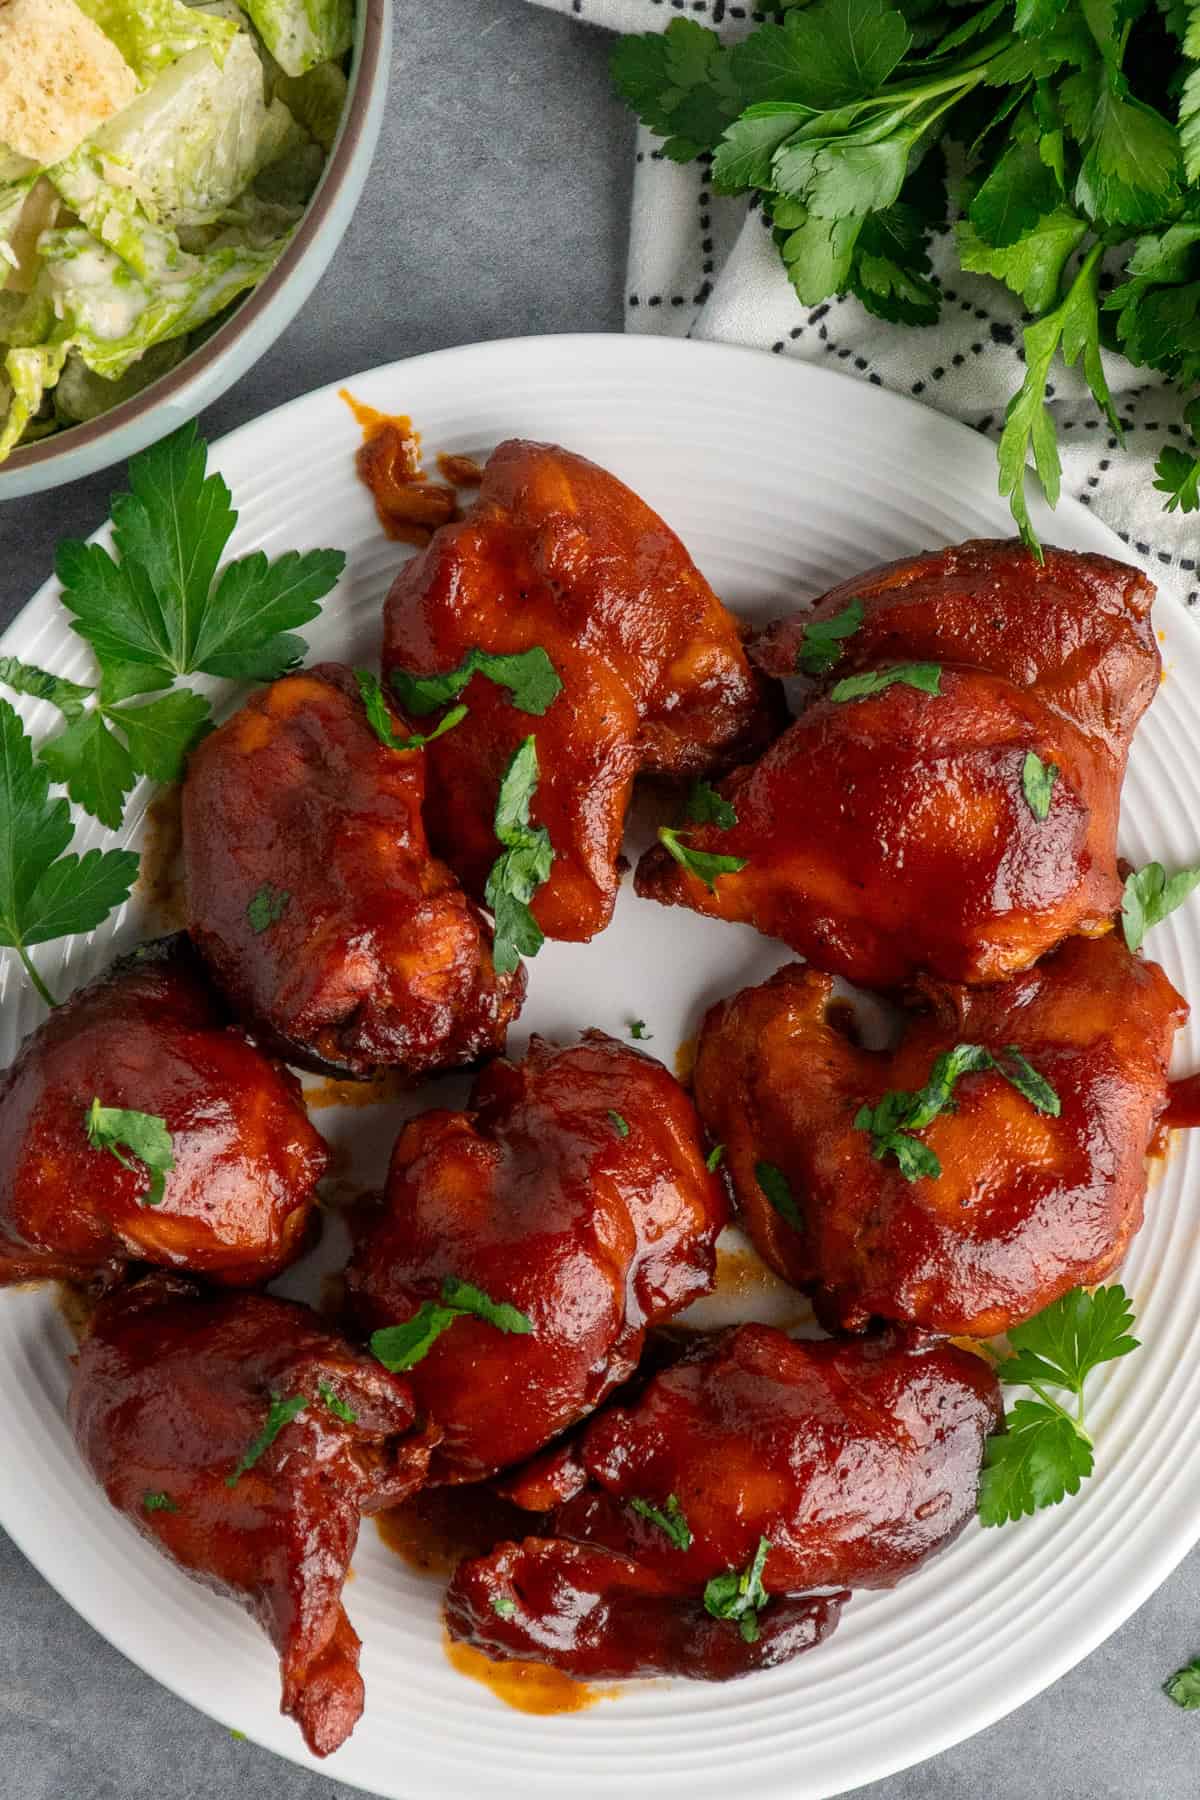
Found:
<box><xmin>2</xmin><ymin>334</ymin><xmax>1199</xmax><ymax>1800</ymax></box>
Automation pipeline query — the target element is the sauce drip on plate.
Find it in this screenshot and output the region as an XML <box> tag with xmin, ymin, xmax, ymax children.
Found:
<box><xmin>443</xmin><ymin>1635</ymin><xmax>614</xmax><ymax>1716</ymax></box>
<box><xmin>340</xmin><ymin>391</ymin><xmax>471</xmax><ymax>545</ymax></box>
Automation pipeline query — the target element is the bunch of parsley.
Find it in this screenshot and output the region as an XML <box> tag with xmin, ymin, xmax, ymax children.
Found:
<box><xmin>612</xmin><ymin>0</ymin><xmax>1200</xmax><ymax>547</ymax></box>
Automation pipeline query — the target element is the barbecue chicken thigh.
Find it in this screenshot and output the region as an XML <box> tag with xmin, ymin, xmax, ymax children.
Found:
<box><xmin>380</xmin><ymin>439</ymin><xmax>780</xmax><ymax>943</ymax></box>
<box><xmin>636</xmin><ymin>539</ymin><xmax>1158</xmax><ymax>988</ymax></box>
<box><xmin>70</xmin><ymin>1278</ymin><xmax>436</xmax><ymax>1757</ymax></box>
<box><xmin>0</xmin><ymin>937</ymin><xmax>326</xmax><ymax>1287</ymax></box>
<box><xmin>183</xmin><ymin>662</ymin><xmax>524</xmax><ymax>1077</ymax></box>
<box><xmin>346</xmin><ymin>1031</ymin><xmax>727</xmax><ymax>1483</ymax></box>
<box><xmin>693</xmin><ymin>934</ymin><xmax>1186</xmax><ymax>1336</ymax></box>
<box><xmin>446</xmin><ymin>1323</ymin><xmax>999</xmax><ymax>1681</ymax></box>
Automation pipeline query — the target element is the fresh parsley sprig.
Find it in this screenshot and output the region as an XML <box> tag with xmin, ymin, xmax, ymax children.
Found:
<box><xmin>612</xmin><ymin>0</ymin><xmax>1200</xmax><ymax>544</ymax></box>
<box><xmin>84</xmin><ymin>1099</ymin><xmax>175</xmax><ymax>1207</ymax></box>
<box><xmin>484</xmin><ymin>737</ymin><xmax>555</xmax><ymax>975</ymax></box>
<box><xmin>685</xmin><ymin>779</ymin><xmax>738</xmax><ymax>830</ymax></box>
<box><xmin>755</xmin><ymin>1159</ymin><xmax>804</xmax><ymax>1230</ymax></box>
<box><xmin>856</xmin><ymin>1042</ymin><xmax>1060</xmax><ymax>1182</ymax></box>
<box><xmin>1021</xmin><ymin>750</ymin><xmax>1059</xmax><ymax>821</ymax></box>
<box><xmin>831</xmin><ymin>662</ymin><xmax>942</xmax><ymax>703</ymax></box>
<box><xmin>0</xmin><ymin>699</ymin><xmax>139</xmax><ymax>1009</ymax></box>
<box><xmin>370</xmin><ymin>1277</ymin><xmax>533</xmax><ymax>1373</ymax></box>
<box><xmin>0</xmin><ymin>424</ymin><xmax>344</xmax><ymax>827</ymax></box>
<box><xmin>979</xmin><ymin>1285</ymin><xmax>1138</xmax><ymax>1526</ymax></box>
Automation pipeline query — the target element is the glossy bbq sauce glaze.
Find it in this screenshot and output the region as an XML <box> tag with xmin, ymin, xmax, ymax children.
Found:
<box><xmin>376</xmin><ymin>1489</ymin><xmax>616</xmax><ymax>1714</ymax></box>
<box><xmin>1165</xmin><ymin>1073</ymin><xmax>1200</xmax><ymax>1129</ymax></box>
<box><xmin>340</xmin><ymin>391</ymin><xmax>481</xmax><ymax>545</ymax></box>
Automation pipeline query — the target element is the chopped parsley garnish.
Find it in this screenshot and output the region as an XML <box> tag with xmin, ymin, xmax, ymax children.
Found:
<box><xmin>629</xmin><ymin>1019</ymin><xmax>652</xmax><ymax>1040</ymax></box>
<box><xmin>685</xmin><ymin>779</ymin><xmax>737</xmax><ymax>830</ymax></box>
<box><xmin>979</xmin><ymin>1285</ymin><xmax>1138</xmax><ymax>1527</ymax></box>
<box><xmin>246</xmin><ymin>883</ymin><xmax>290</xmax><ymax>935</ymax></box>
<box><xmin>225</xmin><ymin>1393</ymin><xmax>309</xmax><ymax>1487</ymax></box>
<box><xmin>484</xmin><ymin>736</ymin><xmax>554</xmax><ymax>975</ymax></box>
<box><xmin>755</xmin><ymin>1160</ymin><xmax>802</xmax><ymax>1230</ymax></box>
<box><xmin>830</xmin><ymin>662</ymin><xmax>941</xmax><ymax>703</ymax></box>
<box><xmin>706</xmin><ymin>1144</ymin><xmax>725</xmax><ymax>1172</ymax></box>
<box><xmin>703</xmin><ymin>1536</ymin><xmax>772</xmax><ymax>1642</ymax></box>
<box><xmin>370</xmin><ymin>1277</ymin><xmax>532</xmax><ymax>1373</ymax></box>
<box><xmin>607</xmin><ymin>1109</ymin><xmax>631</xmax><ymax>1138</ymax></box>
<box><xmin>142</xmin><ymin>1491</ymin><xmax>178</xmax><ymax>1514</ymax></box>
<box><xmin>631</xmin><ymin>1493</ymin><xmax>693</xmax><ymax>1550</ymax></box>
<box><xmin>855</xmin><ymin>1043</ymin><xmax>1060</xmax><ymax>1183</ymax></box>
<box><xmin>84</xmin><ymin>1098</ymin><xmax>175</xmax><ymax>1207</ymax></box>
<box><xmin>490</xmin><ymin>1594</ymin><xmax>517</xmax><ymax>1619</ymax></box>
<box><xmin>796</xmin><ymin>597</ymin><xmax>864</xmax><ymax>675</ymax></box>
<box><xmin>1121</xmin><ymin>861</ymin><xmax>1200</xmax><ymax>953</ymax></box>
<box><xmin>317</xmin><ymin>1381</ymin><xmax>357</xmax><ymax>1425</ymax></box>
<box><xmin>1165</xmin><ymin>1659</ymin><xmax>1200</xmax><ymax>1709</ymax></box>
<box><xmin>354</xmin><ymin>668</ymin><xmax>466</xmax><ymax>750</ymax></box>
<box><xmin>390</xmin><ymin>646</ymin><xmax>562</xmax><ymax>719</ymax></box>
<box><xmin>1021</xmin><ymin>752</ymin><xmax>1059</xmax><ymax>822</ymax></box>
<box><xmin>658</xmin><ymin>826</ymin><xmax>748</xmax><ymax>892</ymax></box>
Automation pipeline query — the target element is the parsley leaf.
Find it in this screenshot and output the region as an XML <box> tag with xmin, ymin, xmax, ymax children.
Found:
<box><xmin>484</xmin><ymin>737</ymin><xmax>555</xmax><ymax>975</ymax></box>
<box><xmin>958</xmin><ymin>209</ymin><xmax>1090</xmax><ymax>314</ymax></box>
<box><xmin>225</xmin><ymin>1393</ymin><xmax>309</xmax><ymax>1487</ymax></box>
<box><xmin>703</xmin><ymin>1536</ymin><xmax>772</xmax><ymax>1642</ymax></box>
<box><xmin>796</xmin><ymin>597</ymin><xmax>864</xmax><ymax>674</ymax></box>
<box><xmin>1021</xmin><ymin>750</ymin><xmax>1059</xmax><ymax>820</ymax></box>
<box><xmin>755</xmin><ymin>1159</ymin><xmax>804</xmax><ymax>1230</ymax></box>
<box><xmin>658</xmin><ymin>826</ymin><xmax>748</xmax><ymax>891</ymax></box>
<box><xmin>1165</xmin><ymin>1659</ymin><xmax>1200</xmax><ymax>1709</ymax></box>
<box><xmin>317</xmin><ymin>1381</ymin><xmax>357</xmax><ymax>1425</ymax></box>
<box><xmin>84</xmin><ymin>1098</ymin><xmax>175</xmax><ymax>1207</ymax></box>
<box><xmin>370</xmin><ymin>1277</ymin><xmax>532</xmax><ymax>1372</ymax></box>
<box><xmin>629</xmin><ymin>1019</ymin><xmax>652</xmax><ymax>1040</ymax></box>
<box><xmin>0</xmin><ymin>698</ymin><xmax>139</xmax><ymax>1006</ymax></box>
<box><xmin>142</xmin><ymin>1491</ymin><xmax>178</xmax><ymax>1513</ymax></box>
<box><xmin>0</xmin><ymin>657</ymin><xmax>90</xmax><ymax>716</ymax></box>
<box><xmin>1153</xmin><ymin>445</ymin><xmax>1200</xmax><ymax>513</ymax></box>
<box><xmin>354</xmin><ymin>668</ymin><xmax>466</xmax><ymax>751</ymax></box>
<box><xmin>389</xmin><ymin>647</ymin><xmax>562</xmax><ymax>720</ymax></box>
<box><xmin>491</xmin><ymin>1594</ymin><xmax>517</xmax><ymax>1619</ymax></box>
<box><xmin>999</xmin><ymin>243</ymin><xmax>1120</xmax><ymax>552</ymax></box>
<box><xmin>611</xmin><ymin>20</ymin><xmax>741</xmax><ymax>161</ymax></box>
<box><xmin>246</xmin><ymin>883</ymin><xmax>290</xmax><ymax>935</ymax></box>
<box><xmin>979</xmin><ymin>1285</ymin><xmax>1137</xmax><ymax>1526</ymax></box>
<box><xmin>830</xmin><ymin>662</ymin><xmax>941</xmax><ymax>702</ymax></box>
<box><xmin>856</xmin><ymin>1043</ymin><xmax>1059</xmax><ymax>1181</ymax></box>
<box><xmin>685</xmin><ymin>779</ymin><xmax>737</xmax><ymax>830</ymax></box>
<box><xmin>1121</xmin><ymin>861</ymin><xmax>1200</xmax><ymax>951</ymax></box>
<box><xmin>54</xmin><ymin>424</ymin><xmax>344</xmax><ymax>689</ymax></box>
<box><xmin>630</xmin><ymin>1493</ymin><xmax>694</xmax><ymax>1550</ymax></box>
<box><xmin>607</xmin><ymin>1109</ymin><xmax>631</xmax><ymax>1138</ymax></box>
<box><xmin>706</xmin><ymin>1143</ymin><xmax>725</xmax><ymax>1171</ymax></box>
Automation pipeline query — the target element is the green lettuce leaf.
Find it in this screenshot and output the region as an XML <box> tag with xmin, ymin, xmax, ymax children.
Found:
<box><xmin>241</xmin><ymin>0</ymin><xmax>354</xmax><ymax>78</ymax></box>
<box><xmin>75</xmin><ymin>0</ymin><xmax>238</xmax><ymax>80</ymax></box>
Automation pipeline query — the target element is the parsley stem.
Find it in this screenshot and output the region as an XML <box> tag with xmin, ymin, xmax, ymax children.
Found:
<box><xmin>15</xmin><ymin>943</ymin><xmax>57</xmax><ymax>1010</ymax></box>
<box><xmin>1029</xmin><ymin>1379</ymin><xmax>1092</xmax><ymax>1446</ymax></box>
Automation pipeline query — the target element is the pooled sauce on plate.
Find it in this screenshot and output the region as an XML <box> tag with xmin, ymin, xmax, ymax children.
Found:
<box><xmin>443</xmin><ymin>1635</ymin><xmax>614</xmax><ymax>1716</ymax></box>
<box><xmin>377</xmin><ymin>1490</ymin><xmax>612</xmax><ymax>1714</ymax></box>
<box><xmin>340</xmin><ymin>390</ymin><xmax>460</xmax><ymax>545</ymax></box>
<box><xmin>1165</xmin><ymin>1074</ymin><xmax>1200</xmax><ymax>1129</ymax></box>
<box><xmin>375</xmin><ymin>1485</ymin><xmax>538</xmax><ymax>1579</ymax></box>
<box><xmin>304</xmin><ymin>1069</ymin><xmax>411</xmax><ymax>1110</ymax></box>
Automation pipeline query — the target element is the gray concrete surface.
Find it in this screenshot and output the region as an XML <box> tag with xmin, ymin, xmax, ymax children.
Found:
<box><xmin>1</xmin><ymin>2</ymin><xmax>1198</xmax><ymax>1795</ymax></box>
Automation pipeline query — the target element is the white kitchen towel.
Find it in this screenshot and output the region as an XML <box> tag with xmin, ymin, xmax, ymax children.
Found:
<box><xmin>533</xmin><ymin>0</ymin><xmax>1200</xmax><ymax>603</ymax></box>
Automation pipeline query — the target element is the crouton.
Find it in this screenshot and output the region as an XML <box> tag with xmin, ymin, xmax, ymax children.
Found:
<box><xmin>0</xmin><ymin>0</ymin><xmax>139</xmax><ymax>167</ymax></box>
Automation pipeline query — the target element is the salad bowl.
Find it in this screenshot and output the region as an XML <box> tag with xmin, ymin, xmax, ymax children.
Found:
<box><xmin>0</xmin><ymin>0</ymin><xmax>390</xmax><ymax>501</ymax></box>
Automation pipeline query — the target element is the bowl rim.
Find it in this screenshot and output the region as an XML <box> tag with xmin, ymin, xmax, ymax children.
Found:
<box><xmin>1</xmin><ymin>0</ymin><xmax>386</xmax><ymax>475</ymax></box>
